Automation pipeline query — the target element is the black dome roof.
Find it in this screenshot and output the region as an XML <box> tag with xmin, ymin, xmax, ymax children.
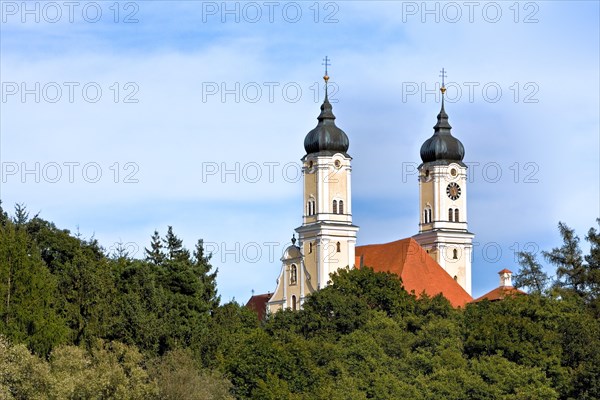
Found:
<box><xmin>304</xmin><ymin>95</ymin><xmax>349</xmax><ymax>156</ymax></box>
<box><xmin>420</xmin><ymin>100</ymin><xmax>464</xmax><ymax>163</ymax></box>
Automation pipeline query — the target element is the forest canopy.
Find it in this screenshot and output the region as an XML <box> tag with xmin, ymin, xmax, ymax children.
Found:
<box><xmin>0</xmin><ymin>203</ymin><xmax>599</xmax><ymax>399</ymax></box>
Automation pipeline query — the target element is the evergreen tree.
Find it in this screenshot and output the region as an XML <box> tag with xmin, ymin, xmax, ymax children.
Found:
<box><xmin>0</xmin><ymin>201</ymin><xmax>8</xmax><ymax>226</ymax></box>
<box><xmin>59</xmin><ymin>245</ymin><xmax>117</xmax><ymax>345</ymax></box>
<box><xmin>0</xmin><ymin>218</ymin><xmax>67</xmax><ymax>355</ymax></box>
<box><xmin>119</xmin><ymin>228</ymin><xmax>221</xmax><ymax>355</ymax></box>
<box><xmin>584</xmin><ymin>218</ymin><xmax>600</xmax><ymax>312</ymax></box>
<box><xmin>110</xmin><ymin>240</ymin><xmax>132</xmax><ymax>260</ymax></box>
<box><xmin>145</xmin><ymin>230</ymin><xmax>165</xmax><ymax>265</ymax></box>
<box><xmin>164</xmin><ymin>226</ymin><xmax>189</xmax><ymax>262</ymax></box>
<box><xmin>514</xmin><ymin>251</ymin><xmax>550</xmax><ymax>294</ymax></box>
<box><xmin>12</xmin><ymin>203</ymin><xmax>29</xmax><ymax>226</ymax></box>
<box><xmin>194</xmin><ymin>239</ymin><xmax>220</xmax><ymax>311</ymax></box>
<box><xmin>544</xmin><ymin>222</ymin><xmax>587</xmax><ymax>298</ymax></box>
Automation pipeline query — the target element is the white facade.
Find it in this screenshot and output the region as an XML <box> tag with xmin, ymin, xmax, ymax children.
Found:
<box><xmin>267</xmin><ymin>152</ymin><xmax>358</xmax><ymax>314</ymax></box>
<box><xmin>414</xmin><ymin>161</ymin><xmax>474</xmax><ymax>294</ymax></box>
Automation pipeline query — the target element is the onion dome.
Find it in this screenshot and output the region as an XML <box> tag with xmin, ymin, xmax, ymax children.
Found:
<box><xmin>420</xmin><ymin>79</ymin><xmax>465</xmax><ymax>163</ymax></box>
<box><xmin>304</xmin><ymin>62</ymin><xmax>349</xmax><ymax>156</ymax></box>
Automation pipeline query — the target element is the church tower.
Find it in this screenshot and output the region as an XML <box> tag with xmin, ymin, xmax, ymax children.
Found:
<box><xmin>413</xmin><ymin>70</ymin><xmax>474</xmax><ymax>295</ymax></box>
<box><xmin>297</xmin><ymin>63</ymin><xmax>359</xmax><ymax>292</ymax></box>
<box><xmin>267</xmin><ymin>59</ymin><xmax>358</xmax><ymax>313</ymax></box>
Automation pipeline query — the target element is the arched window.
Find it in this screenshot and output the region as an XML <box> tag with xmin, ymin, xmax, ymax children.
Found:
<box><xmin>290</xmin><ymin>264</ymin><xmax>297</xmax><ymax>285</ymax></box>
<box><xmin>453</xmin><ymin>275</ymin><xmax>458</xmax><ymax>281</ymax></box>
<box><xmin>307</xmin><ymin>199</ymin><xmax>316</xmax><ymax>216</ymax></box>
<box><xmin>455</xmin><ymin>209</ymin><xmax>459</xmax><ymax>222</ymax></box>
<box><xmin>309</xmin><ymin>242</ymin><xmax>313</xmax><ymax>253</ymax></box>
<box><xmin>448</xmin><ymin>208</ymin><xmax>453</xmax><ymax>222</ymax></box>
<box><xmin>332</xmin><ymin>200</ymin><xmax>337</xmax><ymax>214</ymax></box>
<box><xmin>424</xmin><ymin>207</ymin><xmax>432</xmax><ymax>223</ymax></box>
<box><xmin>339</xmin><ymin>200</ymin><xmax>344</xmax><ymax>214</ymax></box>
<box><xmin>291</xmin><ymin>295</ymin><xmax>297</xmax><ymax>311</ymax></box>
<box><xmin>336</xmin><ymin>242</ymin><xmax>341</xmax><ymax>252</ymax></box>
<box><xmin>453</xmin><ymin>249</ymin><xmax>458</xmax><ymax>259</ymax></box>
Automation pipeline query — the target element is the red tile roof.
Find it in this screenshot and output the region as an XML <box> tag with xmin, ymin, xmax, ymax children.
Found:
<box><xmin>356</xmin><ymin>238</ymin><xmax>473</xmax><ymax>307</ymax></box>
<box><xmin>472</xmin><ymin>286</ymin><xmax>525</xmax><ymax>302</ymax></box>
<box><xmin>498</xmin><ymin>268</ymin><xmax>513</xmax><ymax>274</ymax></box>
<box><xmin>245</xmin><ymin>293</ymin><xmax>272</xmax><ymax>321</ymax></box>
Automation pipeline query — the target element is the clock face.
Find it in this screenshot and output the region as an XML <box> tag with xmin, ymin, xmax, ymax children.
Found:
<box><xmin>446</xmin><ymin>182</ymin><xmax>461</xmax><ymax>200</ymax></box>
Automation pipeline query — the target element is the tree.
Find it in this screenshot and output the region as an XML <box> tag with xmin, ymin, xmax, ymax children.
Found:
<box><xmin>0</xmin><ymin>201</ymin><xmax>8</xmax><ymax>226</ymax></box>
<box><xmin>584</xmin><ymin>219</ymin><xmax>600</xmax><ymax>311</ymax></box>
<box><xmin>544</xmin><ymin>222</ymin><xmax>587</xmax><ymax>297</ymax></box>
<box><xmin>145</xmin><ymin>230</ymin><xmax>165</xmax><ymax>265</ymax></box>
<box><xmin>193</xmin><ymin>239</ymin><xmax>220</xmax><ymax>312</ymax></box>
<box><xmin>112</xmin><ymin>259</ymin><xmax>168</xmax><ymax>355</ymax></box>
<box><xmin>116</xmin><ymin>228</ymin><xmax>221</xmax><ymax>355</ymax></box>
<box><xmin>164</xmin><ymin>226</ymin><xmax>189</xmax><ymax>262</ymax></box>
<box><xmin>12</xmin><ymin>203</ymin><xmax>29</xmax><ymax>226</ymax></box>
<box><xmin>463</xmin><ymin>296</ymin><xmax>563</xmax><ymax>370</ymax></box>
<box><xmin>514</xmin><ymin>251</ymin><xmax>550</xmax><ymax>294</ymax></box>
<box><xmin>110</xmin><ymin>240</ymin><xmax>133</xmax><ymax>260</ymax></box>
<box><xmin>49</xmin><ymin>340</ymin><xmax>159</xmax><ymax>399</ymax></box>
<box><xmin>59</xmin><ymin>247</ymin><xmax>117</xmax><ymax>346</ymax></box>
<box><xmin>0</xmin><ymin>335</ymin><xmax>52</xmax><ymax>399</ymax></box>
<box><xmin>0</xmin><ymin>219</ymin><xmax>67</xmax><ymax>356</ymax></box>
<box><xmin>149</xmin><ymin>348</ymin><xmax>234</xmax><ymax>400</ymax></box>
<box><xmin>298</xmin><ymin>267</ymin><xmax>416</xmax><ymax>338</ymax></box>
<box><xmin>0</xmin><ymin>336</ymin><xmax>159</xmax><ymax>399</ymax></box>
<box><xmin>17</xmin><ymin>214</ymin><xmax>119</xmax><ymax>347</ymax></box>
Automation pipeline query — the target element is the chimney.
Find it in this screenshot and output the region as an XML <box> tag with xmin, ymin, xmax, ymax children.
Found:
<box><xmin>498</xmin><ymin>269</ymin><xmax>513</xmax><ymax>288</ymax></box>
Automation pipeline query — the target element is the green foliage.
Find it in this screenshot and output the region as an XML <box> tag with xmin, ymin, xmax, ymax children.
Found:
<box><xmin>145</xmin><ymin>230</ymin><xmax>165</xmax><ymax>265</ymax></box>
<box><xmin>0</xmin><ymin>218</ymin><xmax>67</xmax><ymax>356</ymax></box>
<box><xmin>0</xmin><ymin>203</ymin><xmax>598</xmax><ymax>399</ymax></box>
<box><xmin>0</xmin><ymin>336</ymin><xmax>159</xmax><ymax>399</ymax></box>
<box><xmin>545</xmin><ymin>222</ymin><xmax>588</xmax><ymax>297</ymax></box>
<box><xmin>12</xmin><ymin>203</ymin><xmax>30</xmax><ymax>226</ymax></box>
<box><xmin>0</xmin><ymin>201</ymin><xmax>8</xmax><ymax>226</ymax></box>
<box><xmin>514</xmin><ymin>251</ymin><xmax>550</xmax><ymax>294</ymax></box>
<box><xmin>148</xmin><ymin>348</ymin><xmax>234</xmax><ymax>400</ymax></box>
<box><xmin>222</xmin><ymin>267</ymin><xmax>570</xmax><ymax>399</ymax></box>
<box><xmin>0</xmin><ymin>336</ymin><xmax>51</xmax><ymax>399</ymax></box>
<box><xmin>298</xmin><ymin>267</ymin><xmax>417</xmax><ymax>338</ymax></box>
<box><xmin>0</xmin><ymin>206</ymin><xmax>221</xmax><ymax>360</ymax></box>
<box><xmin>114</xmin><ymin>228</ymin><xmax>220</xmax><ymax>355</ymax></box>
<box><xmin>584</xmin><ymin>219</ymin><xmax>600</xmax><ymax>314</ymax></box>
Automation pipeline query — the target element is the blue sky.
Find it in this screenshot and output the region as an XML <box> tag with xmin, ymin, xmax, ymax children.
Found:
<box><xmin>1</xmin><ymin>0</ymin><xmax>599</xmax><ymax>301</ymax></box>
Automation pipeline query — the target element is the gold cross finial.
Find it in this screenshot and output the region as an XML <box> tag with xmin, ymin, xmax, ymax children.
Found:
<box><xmin>322</xmin><ymin>56</ymin><xmax>331</xmax><ymax>83</ymax></box>
<box><xmin>439</xmin><ymin>68</ymin><xmax>447</xmax><ymax>94</ymax></box>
